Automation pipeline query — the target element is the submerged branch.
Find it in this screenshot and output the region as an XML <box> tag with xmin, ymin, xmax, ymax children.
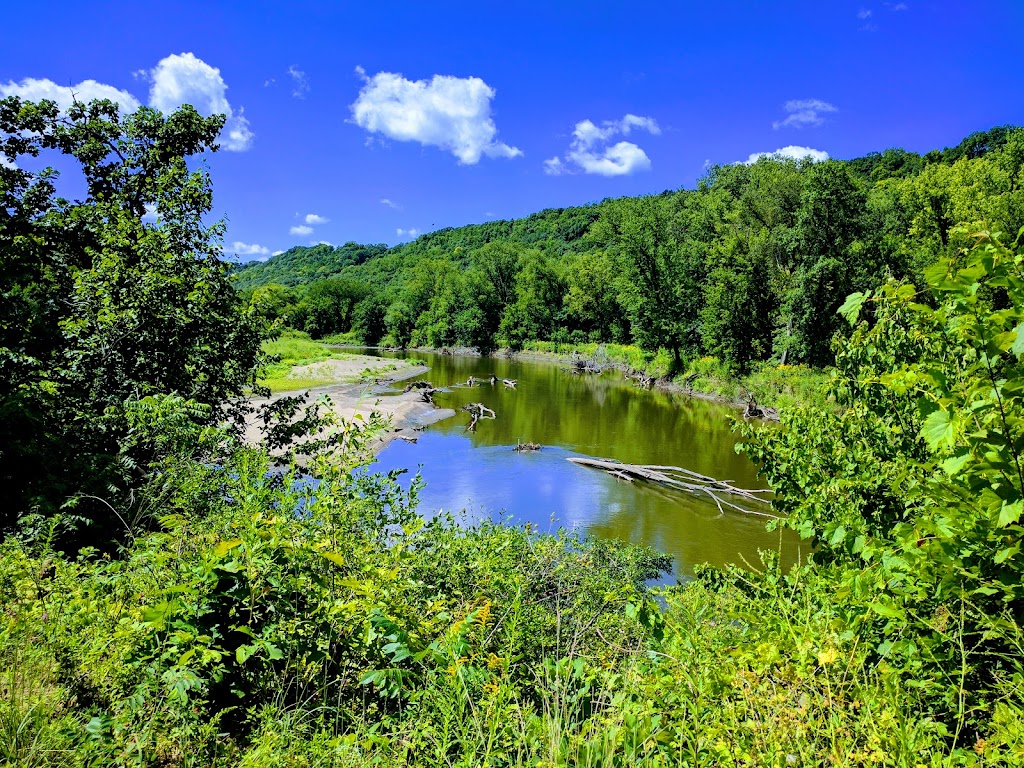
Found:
<box><xmin>567</xmin><ymin>456</ymin><xmax>778</xmax><ymax>518</ymax></box>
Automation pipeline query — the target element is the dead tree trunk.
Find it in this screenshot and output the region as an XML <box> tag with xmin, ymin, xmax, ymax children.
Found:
<box><xmin>567</xmin><ymin>456</ymin><xmax>776</xmax><ymax>517</ymax></box>
<box><xmin>462</xmin><ymin>402</ymin><xmax>496</xmax><ymax>431</ymax></box>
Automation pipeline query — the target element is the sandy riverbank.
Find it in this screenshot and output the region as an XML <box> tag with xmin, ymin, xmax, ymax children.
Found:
<box><xmin>245</xmin><ymin>354</ymin><xmax>456</xmax><ymax>454</ymax></box>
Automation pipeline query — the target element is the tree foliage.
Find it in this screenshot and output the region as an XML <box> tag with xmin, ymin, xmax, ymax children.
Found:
<box><xmin>0</xmin><ymin>95</ymin><xmax>268</xmax><ymax>529</ymax></box>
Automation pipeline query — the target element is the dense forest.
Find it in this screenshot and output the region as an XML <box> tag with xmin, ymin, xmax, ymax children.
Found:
<box><xmin>235</xmin><ymin>125</ymin><xmax>1024</xmax><ymax>374</ymax></box>
<box><xmin>3</xmin><ymin>93</ymin><xmax>1024</xmax><ymax>766</ymax></box>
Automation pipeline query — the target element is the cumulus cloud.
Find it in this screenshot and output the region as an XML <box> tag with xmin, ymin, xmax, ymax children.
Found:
<box><xmin>743</xmin><ymin>146</ymin><xmax>829</xmax><ymax>164</ymax></box>
<box><xmin>290</xmin><ymin>224</ymin><xmax>314</xmax><ymax>236</ymax></box>
<box><xmin>545</xmin><ymin>114</ymin><xmax>659</xmax><ymax>177</ymax></box>
<box><xmin>272</xmin><ymin>250</ymin><xmax>285</xmax><ymax>256</ymax></box>
<box><xmin>380</xmin><ymin>198</ymin><xmax>400</xmax><ymax>209</ymax></box>
<box><xmin>396</xmin><ymin>227</ymin><xmax>420</xmax><ymax>239</ymax></box>
<box><xmin>288</xmin><ymin>66</ymin><xmax>309</xmax><ymax>99</ymax></box>
<box><xmin>229</xmin><ymin>241</ymin><xmax>271</xmax><ymax>257</ymax></box>
<box><xmin>773</xmin><ymin>99</ymin><xmax>837</xmax><ymax>130</ymax></box>
<box><xmin>0</xmin><ymin>77</ymin><xmax>141</xmax><ymax>114</ymax></box>
<box><xmin>350</xmin><ymin>67</ymin><xmax>521</xmax><ymax>164</ymax></box>
<box><xmin>147</xmin><ymin>53</ymin><xmax>253</xmax><ymax>151</ymax></box>
<box><xmin>303</xmin><ymin>213</ymin><xmax>329</xmax><ymax>225</ymax></box>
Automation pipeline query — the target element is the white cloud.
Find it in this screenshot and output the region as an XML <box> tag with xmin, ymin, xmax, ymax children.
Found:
<box><xmin>230</xmin><ymin>241</ymin><xmax>271</xmax><ymax>257</ymax></box>
<box><xmin>743</xmin><ymin>146</ymin><xmax>829</xmax><ymax>164</ymax></box>
<box><xmin>396</xmin><ymin>227</ymin><xmax>420</xmax><ymax>239</ymax></box>
<box><xmin>0</xmin><ymin>77</ymin><xmax>141</xmax><ymax>114</ymax></box>
<box><xmin>316</xmin><ymin>240</ymin><xmax>333</xmax><ymax>246</ymax></box>
<box><xmin>272</xmin><ymin>250</ymin><xmax>285</xmax><ymax>256</ymax></box>
<box><xmin>350</xmin><ymin>67</ymin><xmax>521</xmax><ymax>164</ymax></box>
<box><xmin>772</xmin><ymin>99</ymin><xmax>837</xmax><ymax>130</ymax></box>
<box><xmin>290</xmin><ymin>224</ymin><xmax>314</xmax><ymax>236</ymax></box>
<box><xmin>890</xmin><ymin>2</ymin><xmax>909</xmax><ymax>9</ymax></box>
<box><xmin>147</xmin><ymin>53</ymin><xmax>253</xmax><ymax>151</ymax></box>
<box><xmin>857</xmin><ymin>8</ymin><xmax>873</xmax><ymax>18</ymax></box>
<box><xmin>546</xmin><ymin>114</ymin><xmax>659</xmax><ymax>176</ymax></box>
<box><xmin>288</xmin><ymin>65</ymin><xmax>309</xmax><ymax>99</ymax></box>
<box><xmin>380</xmin><ymin>198</ymin><xmax>401</xmax><ymax>209</ymax></box>
<box><xmin>141</xmin><ymin>203</ymin><xmax>158</xmax><ymax>222</ymax></box>
<box><xmin>304</xmin><ymin>213</ymin><xmax>328</xmax><ymax>224</ymax></box>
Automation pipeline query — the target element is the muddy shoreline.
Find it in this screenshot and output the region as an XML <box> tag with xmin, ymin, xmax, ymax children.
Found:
<box><xmin>245</xmin><ymin>355</ymin><xmax>457</xmax><ymax>454</ymax></box>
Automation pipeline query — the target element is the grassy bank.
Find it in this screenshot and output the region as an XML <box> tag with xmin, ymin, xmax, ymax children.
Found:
<box><xmin>519</xmin><ymin>341</ymin><xmax>833</xmax><ymax>411</ymax></box>
<box><xmin>259</xmin><ymin>331</ymin><xmax>409</xmax><ymax>393</ymax></box>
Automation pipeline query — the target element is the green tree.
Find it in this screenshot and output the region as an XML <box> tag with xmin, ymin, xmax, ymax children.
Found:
<box><xmin>598</xmin><ymin>197</ymin><xmax>697</xmax><ymax>366</ymax></box>
<box><xmin>299</xmin><ymin>278</ymin><xmax>371</xmax><ymax>338</ymax></box>
<box><xmin>0</xmin><ymin>95</ymin><xmax>268</xmax><ymax>529</ymax></box>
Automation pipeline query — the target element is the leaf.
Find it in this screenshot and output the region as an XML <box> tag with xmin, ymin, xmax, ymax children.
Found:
<box><xmin>214</xmin><ymin>538</ymin><xmax>242</xmax><ymax>558</ymax></box>
<box><xmin>1012</xmin><ymin>322</ymin><xmax>1024</xmax><ymax>358</ymax></box>
<box><xmin>920</xmin><ymin>409</ymin><xmax>955</xmax><ymax>452</ymax></box>
<box><xmin>994</xmin><ymin>546</ymin><xmax>1019</xmax><ymax>564</ymax></box>
<box><xmin>941</xmin><ymin>451</ymin><xmax>971</xmax><ymax>476</ymax></box>
<box><xmin>319</xmin><ymin>551</ymin><xmax>346</xmax><ymax>568</ymax></box>
<box><xmin>868</xmin><ymin>602</ymin><xmax>905</xmax><ymax>620</ymax></box>
<box><xmin>838</xmin><ymin>292</ymin><xmax>866</xmax><ymax>325</ymax></box>
<box><xmin>236</xmin><ymin>644</ymin><xmax>254</xmax><ymax>664</ymax></box>
<box><xmin>263</xmin><ymin>642</ymin><xmax>283</xmax><ymax>661</ymax></box>
<box><xmin>998</xmin><ymin>499</ymin><xmax>1023</xmax><ymax>528</ymax></box>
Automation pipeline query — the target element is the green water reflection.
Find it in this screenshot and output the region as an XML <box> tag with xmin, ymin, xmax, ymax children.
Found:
<box><xmin>365</xmin><ymin>349</ymin><xmax>803</xmax><ymax>579</ymax></box>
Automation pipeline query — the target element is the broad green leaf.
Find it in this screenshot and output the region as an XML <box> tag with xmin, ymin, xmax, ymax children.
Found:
<box><xmin>838</xmin><ymin>292</ymin><xmax>866</xmax><ymax>325</ymax></box>
<box><xmin>320</xmin><ymin>551</ymin><xmax>345</xmax><ymax>568</ymax></box>
<box><xmin>1012</xmin><ymin>322</ymin><xmax>1024</xmax><ymax>358</ymax></box>
<box><xmin>236</xmin><ymin>644</ymin><xmax>254</xmax><ymax>664</ymax></box>
<box><xmin>920</xmin><ymin>409</ymin><xmax>955</xmax><ymax>452</ymax></box>
<box><xmin>868</xmin><ymin>602</ymin><xmax>905</xmax><ymax>620</ymax></box>
<box><xmin>998</xmin><ymin>499</ymin><xmax>1023</xmax><ymax>528</ymax></box>
<box><xmin>213</xmin><ymin>538</ymin><xmax>242</xmax><ymax>558</ymax></box>
<box><xmin>941</xmin><ymin>451</ymin><xmax>971</xmax><ymax>476</ymax></box>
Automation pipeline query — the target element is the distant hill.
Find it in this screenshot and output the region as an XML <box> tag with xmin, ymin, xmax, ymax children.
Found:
<box><xmin>230</xmin><ymin>123</ymin><xmax>1021</xmax><ymax>291</ymax></box>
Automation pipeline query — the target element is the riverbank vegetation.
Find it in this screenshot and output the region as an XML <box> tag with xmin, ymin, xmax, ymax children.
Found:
<box><xmin>3</xmin><ymin>95</ymin><xmax>1024</xmax><ymax>765</ymax></box>
<box><xmin>236</xmin><ymin>126</ymin><xmax>1024</xmax><ymax>404</ymax></box>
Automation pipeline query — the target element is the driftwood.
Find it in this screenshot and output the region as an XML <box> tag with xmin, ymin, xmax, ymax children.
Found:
<box><xmin>567</xmin><ymin>456</ymin><xmax>777</xmax><ymax>518</ymax></box>
<box><xmin>567</xmin><ymin>355</ymin><xmax>604</xmax><ymax>375</ymax></box>
<box><xmin>742</xmin><ymin>395</ymin><xmax>779</xmax><ymax>422</ymax></box>
<box><xmin>624</xmin><ymin>370</ymin><xmax>655</xmax><ymax>389</ymax></box>
<box><xmin>462</xmin><ymin>402</ymin><xmax>496</xmax><ymax>431</ymax></box>
<box><xmin>396</xmin><ymin>434</ymin><xmax>418</xmax><ymax>443</ymax></box>
<box><xmin>419</xmin><ymin>388</ymin><xmax>440</xmax><ymax>403</ymax></box>
<box><xmin>502</xmin><ymin>378</ymin><xmax>517</xmax><ymax>389</ymax></box>
<box><xmin>404</xmin><ymin>380</ymin><xmax>434</xmax><ymax>392</ymax></box>
<box><xmin>514</xmin><ymin>439</ymin><xmax>542</xmax><ymax>452</ymax></box>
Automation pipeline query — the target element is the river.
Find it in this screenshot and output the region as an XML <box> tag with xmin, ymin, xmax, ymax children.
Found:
<box><xmin>360</xmin><ymin>348</ymin><xmax>803</xmax><ymax>581</ymax></box>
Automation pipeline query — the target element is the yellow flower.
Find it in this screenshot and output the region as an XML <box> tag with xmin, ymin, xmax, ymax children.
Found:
<box><xmin>817</xmin><ymin>647</ymin><xmax>839</xmax><ymax>666</ymax></box>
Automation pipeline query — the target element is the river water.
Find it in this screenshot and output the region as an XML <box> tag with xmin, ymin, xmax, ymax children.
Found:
<box><xmin>362</xmin><ymin>349</ymin><xmax>802</xmax><ymax>581</ymax></box>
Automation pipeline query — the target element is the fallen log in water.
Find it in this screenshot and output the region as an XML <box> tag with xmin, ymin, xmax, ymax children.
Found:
<box><xmin>567</xmin><ymin>456</ymin><xmax>777</xmax><ymax>518</ymax></box>
<box><xmin>462</xmin><ymin>402</ymin><xmax>496</xmax><ymax>431</ymax></box>
<box><xmin>514</xmin><ymin>439</ymin><xmax>542</xmax><ymax>452</ymax></box>
<box><xmin>404</xmin><ymin>380</ymin><xmax>434</xmax><ymax>392</ymax></box>
<box><xmin>502</xmin><ymin>378</ymin><xmax>517</xmax><ymax>389</ymax></box>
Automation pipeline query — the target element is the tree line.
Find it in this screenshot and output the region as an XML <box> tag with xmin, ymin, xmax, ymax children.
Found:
<box><xmin>237</xmin><ymin>125</ymin><xmax>1024</xmax><ymax>372</ymax></box>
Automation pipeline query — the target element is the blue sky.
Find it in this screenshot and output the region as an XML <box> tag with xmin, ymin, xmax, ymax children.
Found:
<box><xmin>2</xmin><ymin>1</ymin><xmax>1022</xmax><ymax>260</ymax></box>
